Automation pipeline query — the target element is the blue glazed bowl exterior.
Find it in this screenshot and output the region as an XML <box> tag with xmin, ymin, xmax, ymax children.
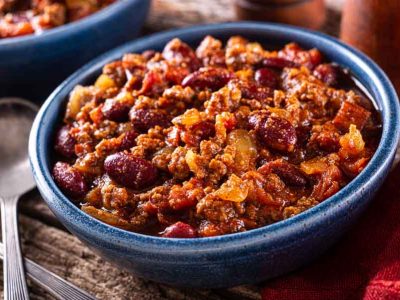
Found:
<box><xmin>29</xmin><ymin>23</ymin><xmax>400</xmax><ymax>288</ymax></box>
<box><xmin>0</xmin><ymin>0</ymin><xmax>151</xmax><ymax>101</ymax></box>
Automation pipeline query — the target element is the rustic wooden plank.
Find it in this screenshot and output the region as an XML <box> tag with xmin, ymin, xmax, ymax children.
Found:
<box><xmin>18</xmin><ymin>214</ymin><xmax>225</xmax><ymax>300</ymax></box>
<box><xmin>216</xmin><ymin>285</ymin><xmax>261</xmax><ymax>300</ymax></box>
<box><xmin>20</xmin><ymin>191</ymin><xmax>64</xmax><ymax>231</ymax></box>
<box><xmin>3</xmin><ymin>203</ymin><xmax>261</xmax><ymax>300</ymax></box>
<box><xmin>146</xmin><ymin>0</ymin><xmax>235</xmax><ymax>32</ymax></box>
<box><xmin>147</xmin><ymin>0</ymin><xmax>342</xmax><ymax>34</ymax></box>
<box><xmin>19</xmin><ymin>193</ymin><xmax>261</xmax><ymax>300</ymax></box>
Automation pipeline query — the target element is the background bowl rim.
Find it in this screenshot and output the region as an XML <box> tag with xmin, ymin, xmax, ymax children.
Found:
<box><xmin>0</xmin><ymin>0</ymin><xmax>144</xmax><ymax>48</ymax></box>
<box><xmin>29</xmin><ymin>22</ymin><xmax>400</xmax><ymax>252</ymax></box>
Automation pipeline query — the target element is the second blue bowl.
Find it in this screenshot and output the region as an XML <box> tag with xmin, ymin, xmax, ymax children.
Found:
<box><xmin>0</xmin><ymin>0</ymin><xmax>151</xmax><ymax>101</ymax></box>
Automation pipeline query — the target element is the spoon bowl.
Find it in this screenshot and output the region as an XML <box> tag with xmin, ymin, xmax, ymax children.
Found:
<box><xmin>0</xmin><ymin>98</ymin><xmax>37</xmax><ymax>197</ymax></box>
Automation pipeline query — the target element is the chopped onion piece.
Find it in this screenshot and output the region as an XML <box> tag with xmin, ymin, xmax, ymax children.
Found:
<box><xmin>95</xmin><ymin>74</ymin><xmax>116</xmax><ymax>90</ymax></box>
<box><xmin>300</xmin><ymin>158</ymin><xmax>329</xmax><ymax>175</ymax></box>
<box><xmin>214</xmin><ymin>174</ymin><xmax>249</xmax><ymax>202</ymax></box>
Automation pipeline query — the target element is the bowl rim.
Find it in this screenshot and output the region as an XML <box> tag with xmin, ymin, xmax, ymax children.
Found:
<box><xmin>29</xmin><ymin>22</ymin><xmax>400</xmax><ymax>252</ymax></box>
<box><xmin>0</xmin><ymin>0</ymin><xmax>144</xmax><ymax>47</ymax></box>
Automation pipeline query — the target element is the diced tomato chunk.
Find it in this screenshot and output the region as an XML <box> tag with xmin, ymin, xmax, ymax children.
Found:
<box><xmin>333</xmin><ymin>101</ymin><xmax>371</xmax><ymax>131</ymax></box>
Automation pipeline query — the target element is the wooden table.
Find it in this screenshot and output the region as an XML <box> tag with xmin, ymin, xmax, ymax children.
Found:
<box><xmin>4</xmin><ymin>1</ymin><xmax>343</xmax><ymax>299</ymax></box>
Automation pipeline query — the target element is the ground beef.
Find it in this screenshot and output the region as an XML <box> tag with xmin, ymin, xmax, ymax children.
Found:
<box><xmin>52</xmin><ymin>36</ymin><xmax>381</xmax><ymax>238</ymax></box>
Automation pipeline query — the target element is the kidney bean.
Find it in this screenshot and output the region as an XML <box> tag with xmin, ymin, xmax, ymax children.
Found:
<box><xmin>314</xmin><ymin>64</ymin><xmax>337</xmax><ymax>86</ymax></box>
<box><xmin>129</xmin><ymin>108</ymin><xmax>171</xmax><ymax>132</ymax></box>
<box><xmin>119</xmin><ymin>130</ymin><xmax>138</xmax><ymax>150</ymax></box>
<box><xmin>162</xmin><ymin>38</ymin><xmax>201</xmax><ymax>71</ymax></box>
<box><xmin>161</xmin><ymin>222</ymin><xmax>197</xmax><ymax>238</ymax></box>
<box><xmin>258</xmin><ymin>159</ymin><xmax>307</xmax><ymax>186</ymax></box>
<box><xmin>250</xmin><ymin>113</ymin><xmax>297</xmax><ymax>152</ymax></box>
<box><xmin>54</xmin><ymin>125</ymin><xmax>76</xmax><ymax>158</ymax></box>
<box><xmin>182</xmin><ymin>67</ymin><xmax>233</xmax><ymax>91</ymax></box>
<box><xmin>52</xmin><ymin>162</ymin><xmax>88</xmax><ymax>199</ymax></box>
<box><xmin>104</xmin><ymin>152</ymin><xmax>158</xmax><ymax>189</ymax></box>
<box><xmin>102</xmin><ymin>99</ymin><xmax>131</xmax><ymax>122</ymax></box>
<box><xmin>261</xmin><ymin>57</ymin><xmax>297</xmax><ymax>69</ymax></box>
<box><xmin>261</xmin><ymin>117</ymin><xmax>297</xmax><ymax>152</ymax></box>
<box><xmin>238</xmin><ymin>80</ymin><xmax>272</xmax><ymax>100</ymax></box>
<box><xmin>142</xmin><ymin>50</ymin><xmax>156</xmax><ymax>60</ymax></box>
<box><xmin>255</xmin><ymin>68</ymin><xmax>279</xmax><ymax>89</ymax></box>
<box><xmin>313</xmin><ymin>63</ymin><xmax>353</xmax><ymax>88</ymax></box>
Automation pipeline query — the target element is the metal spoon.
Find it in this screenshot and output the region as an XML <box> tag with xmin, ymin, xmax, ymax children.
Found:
<box><xmin>0</xmin><ymin>98</ymin><xmax>38</xmax><ymax>299</ymax></box>
<box><xmin>0</xmin><ymin>240</ymin><xmax>96</xmax><ymax>300</ymax></box>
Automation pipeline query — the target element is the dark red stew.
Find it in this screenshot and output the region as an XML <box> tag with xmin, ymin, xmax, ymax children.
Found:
<box><xmin>52</xmin><ymin>36</ymin><xmax>381</xmax><ymax>238</ymax></box>
<box><xmin>0</xmin><ymin>0</ymin><xmax>115</xmax><ymax>38</ymax></box>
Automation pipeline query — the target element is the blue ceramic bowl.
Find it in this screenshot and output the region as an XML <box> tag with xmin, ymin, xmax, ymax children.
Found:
<box><xmin>29</xmin><ymin>23</ymin><xmax>400</xmax><ymax>288</ymax></box>
<box><xmin>0</xmin><ymin>0</ymin><xmax>151</xmax><ymax>101</ymax></box>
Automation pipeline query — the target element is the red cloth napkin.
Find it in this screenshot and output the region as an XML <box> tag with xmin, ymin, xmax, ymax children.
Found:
<box><xmin>262</xmin><ymin>165</ymin><xmax>400</xmax><ymax>300</ymax></box>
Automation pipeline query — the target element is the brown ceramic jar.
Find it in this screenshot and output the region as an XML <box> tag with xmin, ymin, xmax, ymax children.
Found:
<box><xmin>341</xmin><ymin>0</ymin><xmax>400</xmax><ymax>91</ymax></box>
<box><xmin>235</xmin><ymin>0</ymin><xmax>326</xmax><ymax>29</ymax></box>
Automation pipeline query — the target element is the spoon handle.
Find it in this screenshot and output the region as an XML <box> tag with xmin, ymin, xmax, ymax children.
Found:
<box><xmin>1</xmin><ymin>196</ymin><xmax>30</xmax><ymax>300</ymax></box>
<box><xmin>18</xmin><ymin>256</ymin><xmax>96</xmax><ymax>300</ymax></box>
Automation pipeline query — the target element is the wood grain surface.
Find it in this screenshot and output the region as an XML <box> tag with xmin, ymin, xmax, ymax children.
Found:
<box><xmin>146</xmin><ymin>0</ymin><xmax>342</xmax><ymax>36</ymax></box>
<box><xmin>2</xmin><ymin>1</ymin><xmax>343</xmax><ymax>299</ymax></box>
<box><xmin>17</xmin><ymin>194</ymin><xmax>262</xmax><ymax>300</ymax></box>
